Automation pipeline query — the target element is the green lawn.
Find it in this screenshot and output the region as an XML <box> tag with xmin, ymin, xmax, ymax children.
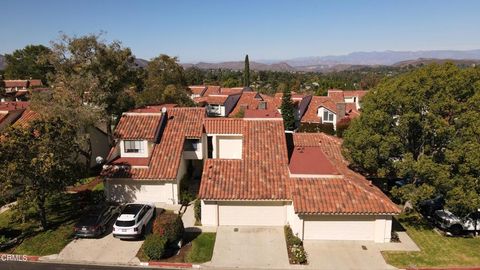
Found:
<box><xmin>0</xmin><ymin>190</ymin><xmax>104</xmax><ymax>256</ymax></box>
<box><xmin>185</xmin><ymin>233</ymin><xmax>216</xmax><ymax>263</ymax></box>
<box><xmin>383</xmin><ymin>213</ymin><xmax>480</xmax><ymax>268</ymax></box>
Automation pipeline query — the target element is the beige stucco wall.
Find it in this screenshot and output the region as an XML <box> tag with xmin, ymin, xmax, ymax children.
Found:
<box><xmin>216</xmin><ymin>135</ymin><xmax>242</xmax><ymax>159</ymax></box>
<box><xmin>105</xmin><ymin>179</ymin><xmax>177</xmax><ymax>204</ymax></box>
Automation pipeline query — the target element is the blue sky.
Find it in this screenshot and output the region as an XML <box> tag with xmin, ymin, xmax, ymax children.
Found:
<box><xmin>1</xmin><ymin>0</ymin><xmax>480</xmax><ymax>62</ymax></box>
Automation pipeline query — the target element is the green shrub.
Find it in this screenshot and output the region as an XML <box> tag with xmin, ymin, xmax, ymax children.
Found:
<box><xmin>298</xmin><ymin>122</ymin><xmax>334</xmax><ymax>135</ymax></box>
<box><xmin>284</xmin><ymin>226</ymin><xmax>308</xmax><ymax>264</ymax></box>
<box><xmin>152</xmin><ymin>213</ymin><xmax>184</xmax><ymax>245</ymax></box>
<box><xmin>143</xmin><ymin>234</ymin><xmax>167</xmax><ymax>260</ymax></box>
<box><xmin>0</xmin><ymin>235</ymin><xmax>9</xmax><ymax>245</ymax></box>
<box><xmin>194</xmin><ymin>200</ymin><xmax>201</xmax><ymax>224</ymax></box>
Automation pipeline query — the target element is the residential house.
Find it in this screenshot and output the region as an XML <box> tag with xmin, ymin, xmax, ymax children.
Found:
<box><xmin>1</xmin><ymin>79</ymin><xmax>45</xmax><ymax>102</ymax></box>
<box><xmin>0</xmin><ymin>101</ymin><xmax>29</xmax><ymax>131</ymax></box>
<box><xmin>194</xmin><ymin>94</ymin><xmax>242</xmax><ymax>117</ymax></box>
<box><xmin>102</xmin><ymin>108</ymin><xmax>400</xmax><ymax>243</ymax></box>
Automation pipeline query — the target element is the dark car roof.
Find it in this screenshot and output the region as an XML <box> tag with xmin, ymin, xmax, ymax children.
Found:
<box><xmin>121</xmin><ymin>204</ymin><xmax>144</xmax><ymax>215</ymax></box>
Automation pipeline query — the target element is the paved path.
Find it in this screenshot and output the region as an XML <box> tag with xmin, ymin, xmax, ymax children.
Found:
<box><xmin>207</xmin><ymin>226</ymin><xmax>290</xmax><ymax>269</ymax></box>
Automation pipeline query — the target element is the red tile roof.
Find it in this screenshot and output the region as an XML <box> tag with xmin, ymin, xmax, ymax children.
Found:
<box><xmin>0</xmin><ymin>102</ymin><xmax>30</xmax><ymax>111</ymax></box>
<box><xmin>327</xmin><ymin>89</ymin><xmax>345</xmax><ymax>103</ymax></box>
<box><xmin>104</xmin><ymin>107</ymin><xmax>206</xmax><ymax>180</ymax></box>
<box><xmin>199</xmin><ymin>120</ymin><xmax>291</xmax><ymax>200</ymax></box>
<box><xmin>203</xmin><ymin>85</ymin><xmax>221</xmax><ymax>96</ymax></box>
<box><xmin>109</xmin><ymin>156</ymin><xmax>150</xmax><ymax>167</ymax></box>
<box><xmin>29</xmin><ymin>80</ymin><xmax>43</xmax><ymax>87</ymax></box>
<box><xmin>3</xmin><ymin>80</ymin><xmax>28</xmax><ymax>88</ymax></box>
<box><xmin>244</xmin><ymin>109</ymin><xmax>282</xmax><ymax>119</ymax></box>
<box><xmin>204</xmin><ymin>118</ymin><xmax>244</xmax><ymax>134</ymax></box>
<box><xmin>289</xmin><ymin>146</ymin><xmax>340</xmax><ymax>176</ymax></box>
<box><xmin>13</xmin><ymin>110</ymin><xmax>40</xmax><ymax>127</ymax></box>
<box><xmin>128</xmin><ymin>104</ymin><xmax>177</xmax><ymax>113</ymax></box>
<box><xmin>301</xmin><ymin>96</ymin><xmax>338</xmax><ymax>123</ymax></box>
<box><xmin>229</xmin><ymin>92</ymin><xmax>263</xmax><ymax>116</ymax></box>
<box><xmin>114</xmin><ymin>113</ymin><xmax>163</xmax><ymax>141</ymax></box>
<box><xmin>290</xmin><ymin>133</ymin><xmax>400</xmax><ymax>215</ymax></box>
<box><xmin>188</xmin><ymin>86</ymin><xmax>207</xmax><ymax>95</ymax></box>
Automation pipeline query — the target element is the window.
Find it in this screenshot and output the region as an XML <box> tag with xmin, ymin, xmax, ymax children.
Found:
<box><xmin>184</xmin><ymin>139</ymin><xmax>199</xmax><ymax>151</ymax></box>
<box><xmin>124</xmin><ymin>140</ymin><xmax>144</xmax><ymax>153</ymax></box>
<box><xmin>323</xmin><ymin>110</ymin><xmax>334</xmax><ymax>122</ymax></box>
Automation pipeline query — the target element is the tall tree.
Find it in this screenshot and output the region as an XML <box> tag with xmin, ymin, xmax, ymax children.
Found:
<box><xmin>136</xmin><ymin>54</ymin><xmax>194</xmax><ymax>107</ymax></box>
<box><xmin>0</xmin><ymin>118</ymin><xmax>80</xmax><ymax>230</ymax></box>
<box><xmin>243</xmin><ymin>54</ymin><xmax>250</xmax><ymax>87</ymax></box>
<box><xmin>342</xmin><ymin>63</ymin><xmax>480</xmax><ymax>215</ymax></box>
<box><xmin>48</xmin><ymin>33</ymin><xmax>137</xmax><ymax>146</ymax></box>
<box><xmin>4</xmin><ymin>45</ymin><xmax>54</xmax><ymax>84</ymax></box>
<box><xmin>280</xmin><ymin>85</ymin><xmax>296</xmax><ymax>130</ymax></box>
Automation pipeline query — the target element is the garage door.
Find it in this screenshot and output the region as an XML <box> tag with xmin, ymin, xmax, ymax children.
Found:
<box><xmin>107</xmin><ymin>181</ymin><xmax>170</xmax><ymax>203</ymax></box>
<box><xmin>218</xmin><ymin>201</ymin><xmax>286</xmax><ymax>226</ymax></box>
<box><xmin>303</xmin><ymin>216</ymin><xmax>375</xmax><ymax>241</ymax></box>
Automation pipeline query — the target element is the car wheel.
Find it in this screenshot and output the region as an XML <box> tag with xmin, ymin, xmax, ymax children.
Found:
<box><xmin>450</xmin><ymin>225</ymin><xmax>463</xmax><ymax>235</ymax></box>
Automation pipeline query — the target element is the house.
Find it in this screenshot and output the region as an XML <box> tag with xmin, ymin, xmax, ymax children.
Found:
<box><xmin>194</xmin><ymin>94</ymin><xmax>241</xmax><ymax>117</ymax></box>
<box><xmin>102</xmin><ymin>107</ymin><xmax>206</xmax><ymax>204</ymax></box>
<box><xmin>327</xmin><ymin>89</ymin><xmax>368</xmax><ymax>110</ymax></box>
<box><xmin>102</xmin><ymin>106</ymin><xmax>400</xmax><ymax>243</ymax></box>
<box><xmin>301</xmin><ymin>90</ymin><xmax>368</xmax><ymax>129</ymax></box>
<box><xmin>198</xmin><ymin>121</ymin><xmax>400</xmax><ymax>243</ymax></box>
<box><xmin>0</xmin><ymin>102</ymin><xmax>29</xmax><ymax>131</ymax></box>
<box><xmin>0</xmin><ymin>101</ymin><xmax>110</xmax><ymax>168</ymax></box>
<box><xmin>1</xmin><ymin>79</ymin><xmax>45</xmax><ymax>102</ymax></box>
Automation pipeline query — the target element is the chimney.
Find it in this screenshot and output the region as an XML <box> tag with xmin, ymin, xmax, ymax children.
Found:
<box><xmin>336</xmin><ymin>102</ymin><xmax>346</xmax><ymax>119</ymax></box>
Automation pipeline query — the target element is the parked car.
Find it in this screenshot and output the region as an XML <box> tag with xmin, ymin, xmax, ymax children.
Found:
<box><xmin>434</xmin><ymin>209</ymin><xmax>480</xmax><ymax>235</ymax></box>
<box><xmin>418</xmin><ymin>195</ymin><xmax>444</xmax><ymax>218</ymax></box>
<box><xmin>113</xmin><ymin>203</ymin><xmax>155</xmax><ymax>239</ymax></box>
<box><xmin>74</xmin><ymin>204</ymin><xmax>121</xmax><ymax>238</ymax></box>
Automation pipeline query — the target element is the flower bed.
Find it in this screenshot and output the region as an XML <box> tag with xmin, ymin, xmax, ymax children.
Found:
<box><xmin>284</xmin><ymin>226</ymin><xmax>308</xmax><ymax>264</ymax></box>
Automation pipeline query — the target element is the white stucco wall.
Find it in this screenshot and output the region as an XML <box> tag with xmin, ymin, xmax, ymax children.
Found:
<box><xmin>317</xmin><ymin>107</ymin><xmax>337</xmax><ymax>129</ymax></box>
<box><xmin>207</xmin><ymin>104</ymin><xmax>226</xmax><ymax>117</ymax></box>
<box><xmin>287</xmin><ymin>202</ymin><xmax>304</xmax><ymax>239</ymax></box>
<box><xmin>106</xmin><ymin>179</ymin><xmax>177</xmax><ymax>204</ymax></box>
<box><xmin>201</xmin><ymin>200</ymin><xmax>219</xmax><ymax>226</ymax></box>
<box><xmin>216</xmin><ymin>136</ymin><xmax>242</xmax><ymax>159</ymax></box>
<box><xmin>119</xmin><ymin>140</ymin><xmax>149</xmax><ymax>158</ymax></box>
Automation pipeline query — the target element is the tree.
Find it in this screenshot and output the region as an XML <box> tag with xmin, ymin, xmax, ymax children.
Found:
<box><xmin>136</xmin><ymin>55</ymin><xmax>194</xmax><ymax>107</ymax></box>
<box><xmin>243</xmin><ymin>54</ymin><xmax>250</xmax><ymax>87</ymax></box>
<box><xmin>4</xmin><ymin>45</ymin><xmax>54</xmax><ymax>84</ymax></box>
<box><xmin>0</xmin><ymin>118</ymin><xmax>80</xmax><ymax>230</ymax></box>
<box><xmin>48</xmin><ymin>33</ymin><xmax>137</xmax><ymax>146</ymax></box>
<box><xmin>342</xmin><ymin>63</ymin><xmax>480</xmax><ymax>216</ymax></box>
<box><xmin>280</xmin><ymin>86</ymin><xmax>296</xmax><ymax>130</ymax></box>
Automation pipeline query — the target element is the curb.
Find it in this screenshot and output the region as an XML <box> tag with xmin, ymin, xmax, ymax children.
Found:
<box><xmin>147</xmin><ymin>261</ymin><xmax>201</xmax><ymax>268</ymax></box>
<box><xmin>0</xmin><ymin>253</ymin><xmax>40</xmax><ymax>262</ymax></box>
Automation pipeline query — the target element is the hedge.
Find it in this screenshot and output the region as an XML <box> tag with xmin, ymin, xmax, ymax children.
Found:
<box><xmin>152</xmin><ymin>213</ymin><xmax>184</xmax><ymax>245</ymax></box>
<box><xmin>143</xmin><ymin>234</ymin><xmax>167</xmax><ymax>260</ymax></box>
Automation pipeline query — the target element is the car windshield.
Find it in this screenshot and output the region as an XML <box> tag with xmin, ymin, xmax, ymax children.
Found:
<box><xmin>121</xmin><ymin>204</ymin><xmax>143</xmax><ymax>215</ymax></box>
<box><xmin>115</xmin><ymin>220</ymin><xmax>136</xmax><ymax>227</ymax></box>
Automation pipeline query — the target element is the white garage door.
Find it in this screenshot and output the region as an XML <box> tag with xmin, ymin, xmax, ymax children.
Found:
<box><xmin>218</xmin><ymin>201</ymin><xmax>286</xmax><ymax>226</ymax></box>
<box><xmin>303</xmin><ymin>215</ymin><xmax>375</xmax><ymax>241</ymax></box>
<box><xmin>107</xmin><ymin>181</ymin><xmax>171</xmax><ymax>203</ymax></box>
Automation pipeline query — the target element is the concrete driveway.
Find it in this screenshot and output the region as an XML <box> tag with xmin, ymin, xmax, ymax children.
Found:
<box><xmin>303</xmin><ymin>240</ymin><xmax>397</xmax><ymax>270</ymax></box>
<box><xmin>209</xmin><ymin>226</ymin><xmax>290</xmax><ymax>269</ymax></box>
<box><xmin>56</xmin><ymin>233</ymin><xmax>143</xmax><ymax>264</ymax></box>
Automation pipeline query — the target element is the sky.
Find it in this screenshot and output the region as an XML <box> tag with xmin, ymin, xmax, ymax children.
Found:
<box><xmin>1</xmin><ymin>0</ymin><xmax>480</xmax><ymax>63</ymax></box>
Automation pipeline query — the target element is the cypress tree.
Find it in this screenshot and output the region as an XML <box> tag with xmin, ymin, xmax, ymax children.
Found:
<box><xmin>280</xmin><ymin>86</ymin><xmax>296</xmax><ymax>130</ymax></box>
<box><xmin>243</xmin><ymin>54</ymin><xmax>250</xmax><ymax>87</ymax></box>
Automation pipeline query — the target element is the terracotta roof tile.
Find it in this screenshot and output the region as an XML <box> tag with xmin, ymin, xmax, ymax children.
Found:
<box><xmin>229</xmin><ymin>92</ymin><xmax>263</xmax><ymax>116</ymax></box>
<box><xmin>204</xmin><ymin>118</ymin><xmax>244</xmax><ymax>134</ymax></box>
<box><xmin>199</xmin><ymin>120</ymin><xmax>291</xmax><ymax>200</ymax></box>
<box><xmin>114</xmin><ymin>113</ymin><xmax>163</xmax><ymax>141</ymax></box>
<box><xmin>290</xmin><ymin>133</ymin><xmax>400</xmax><ymax>215</ymax></box>
<box><xmin>103</xmin><ymin>107</ymin><xmax>206</xmax><ymax>180</ymax></box>
<box><xmin>3</xmin><ymin>80</ymin><xmax>28</xmax><ymax>88</ymax></box>
<box><xmin>13</xmin><ymin>110</ymin><xmax>39</xmax><ymax>127</ymax></box>
<box><xmin>301</xmin><ymin>96</ymin><xmax>338</xmax><ymax>123</ymax></box>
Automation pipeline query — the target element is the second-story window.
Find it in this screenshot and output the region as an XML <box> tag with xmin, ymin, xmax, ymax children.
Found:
<box><xmin>124</xmin><ymin>140</ymin><xmax>144</xmax><ymax>153</ymax></box>
<box><xmin>323</xmin><ymin>110</ymin><xmax>334</xmax><ymax>122</ymax></box>
<box><xmin>184</xmin><ymin>139</ymin><xmax>199</xmax><ymax>151</ymax></box>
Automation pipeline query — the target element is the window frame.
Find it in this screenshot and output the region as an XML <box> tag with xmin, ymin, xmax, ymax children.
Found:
<box><xmin>123</xmin><ymin>140</ymin><xmax>145</xmax><ymax>153</ymax></box>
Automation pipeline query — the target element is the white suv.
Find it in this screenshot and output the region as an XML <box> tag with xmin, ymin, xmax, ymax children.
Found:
<box><xmin>113</xmin><ymin>203</ymin><xmax>155</xmax><ymax>239</ymax></box>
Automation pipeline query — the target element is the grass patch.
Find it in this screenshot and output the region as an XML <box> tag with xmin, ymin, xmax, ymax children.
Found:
<box><xmin>0</xmin><ymin>190</ymin><xmax>104</xmax><ymax>255</ymax></box>
<box><xmin>382</xmin><ymin>212</ymin><xmax>480</xmax><ymax>268</ymax></box>
<box><xmin>185</xmin><ymin>233</ymin><xmax>216</xmax><ymax>263</ymax></box>
<box><xmin>74</xmin><ymin>176</ymin><xmax>96</xmax><ymax>187</ymax></box>
<box><xmin>14</xmin><ymin>222</ymin><xmax>75</xmax><ymax>256</ymax></box>
<box><xmin>92</xmin><ymin>182</ymin><xmax>104</xmax><ymax>191</ymax></box>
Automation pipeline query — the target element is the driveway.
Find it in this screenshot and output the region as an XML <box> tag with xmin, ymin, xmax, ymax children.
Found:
<box><xmin>303</xmin><ymin>240</ymin><xmax>397</xmax><ymax>270</ymax></box>
<box><xmin>56</xmin><ymin>233</ymin><xmax>143</xmax><ymax>264</ymax></box>
<box><xmin>209</xmin><ymin>226</ymin><xmax>290</xmax><ymax>269</ymax></box>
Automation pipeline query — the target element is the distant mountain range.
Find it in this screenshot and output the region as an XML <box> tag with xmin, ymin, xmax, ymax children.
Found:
<box><xmin>182</xmin><ymin>49</ymin><xmax>480</xmax><ymax>72</ymax></box>
<box><xmin>2</xmin><ymin>49</ymin><xmax>480</xmax><ymax>73</ymax></box>
<box><xmin>0</xmin><ymin>54</ymin><xmax>5</xmax><ymax>70</ymax></box>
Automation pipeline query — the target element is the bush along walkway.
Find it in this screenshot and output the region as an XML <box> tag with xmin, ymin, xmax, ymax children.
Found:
<box><xmin>137</xmin><ymin>211</ymin><xmax>216</xmax><ymax>265</ymax></box>
<box><xmin>284</xmin><ymin>226</ymin><xmax>308</xmax><ymax>264</ymax></box>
